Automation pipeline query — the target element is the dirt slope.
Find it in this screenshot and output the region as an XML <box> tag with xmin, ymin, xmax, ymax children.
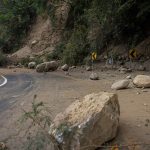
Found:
<box><xmin>10</xmin><ymin>1</ymin><xmax>70</xmax><ymax>60</ymax></box>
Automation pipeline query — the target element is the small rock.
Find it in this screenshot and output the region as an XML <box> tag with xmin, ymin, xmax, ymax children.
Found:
<box><xmin>90</xmin><ymin>73</ymin><xmax>99</xmax><ymax>80</ymax></box>
<box><xmin>111</xmin><ymin>79</ymin><xmax>130</xmax><ymax>90</ymax></box>
<box><xmin>70</xmin><ymin>66</ymin><xmax>76</xmax><ymax>69</ymax></box>
<box><xmin>133</xmin><ymin>75</ymin><xmax>150</xmax><ymax>88</ymax></box>
<box><xmin>31</xmin><ymin>40</ymin><xmax>38</xmax><ymax>45</ymax></box>
<box><xmin>16</xmin><ymin>63</ymin><xmax>23</xmax><ymax>68</ymax></box>
<box><xmin>137</xmin><ymin>124</ymin><xmax>141</xmax><ymax>127</ymax></box>
<box><xmin>28</xmin><ymin>62</ymin><xmax>36</xmax><ymax>69</ymax></box>
<box><xmin>143</xmin><ymin>103</ymin><xmax>148</xmax><ymax>106</ymax></box>
<box><xmin>86</xmin><ymin>66</ymin><xmax>92</xmax><ymax>71</ymax></box>
<box><xmin>61</xmin><ymin>64</ymin><xmax>69</xmax><ymax>71</ymax></box>
<box><xmin>126</xmin><ymin>75</ymin><xmax>132</xmax><ymax>79</ymax></box>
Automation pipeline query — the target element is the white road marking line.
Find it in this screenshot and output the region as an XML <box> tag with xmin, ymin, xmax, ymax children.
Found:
<box><xmin>0</xmin><ymin>75</ymin><xmax>7</xmax><ymax>87</ymax></box>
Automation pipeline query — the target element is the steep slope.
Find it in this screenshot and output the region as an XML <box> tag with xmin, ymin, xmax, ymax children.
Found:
<box><xmin>7</xmin><ymin>0</ymin><xmax>150</xmax><ymax>65</ymax></box>
<box><xmin>10</xmin><ymin>1</ymin><xmax>70</xmax><ymax>60</ymax></box>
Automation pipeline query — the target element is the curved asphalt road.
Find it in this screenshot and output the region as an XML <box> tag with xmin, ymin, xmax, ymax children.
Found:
<box><xmin>0</xmin><ymin>75</ymin><xmax>7</xmax><ymax>87</ymax></box>
<box><xmin>0</xmin><ymin>74</ymin><xmax>34</xmax><ymax>113</ymax></box>
<box><xmin>0</xmin><ymin>72</ymin><xmax>74</xmax><ymax>114</ymax></box>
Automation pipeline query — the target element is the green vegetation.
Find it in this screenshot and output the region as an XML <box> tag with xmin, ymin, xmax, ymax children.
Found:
<box><xmin>0</xmin><ymin>0</ymin><xmax>149</xmax><ymax>65</ymax></box>
<box><xmin>62</xmin><ymin>25</ymin><xmax>89</xmax><ymax>65</ymax></box>
<box><xmin>20</xmin><ymin>95</ymin><xmax>60</xmax><ymax>150</ymax></box>
<box><xmin>49</xmin><ymin>0</ymin><xmax>150</xmax><ymax>65</ymax></box>
<box><xmin>0</xmin><ymin>52</ymin><xmax>7</xmax><ymax>66</ymax></box>
<box><xmin>0</xmin><ymin>0</ymin><xmax>47</xmax><ymax>53</ymax></box>
<box><xmin>20</xmin><ymin>56</ymin><xmax>43</xmax><ymax>67</ymax></box>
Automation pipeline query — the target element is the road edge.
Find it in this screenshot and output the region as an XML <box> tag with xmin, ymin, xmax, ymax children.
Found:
<box><xmin>0</xmin><ymin>75</ymin><xmax>7</xmax><ymax>87</ymax></box>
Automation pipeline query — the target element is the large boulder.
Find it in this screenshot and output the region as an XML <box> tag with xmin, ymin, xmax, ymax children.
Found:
<box><xmin>28</xmin><ymin>62</ymin><xmax>36</xmax><ymax>69</ymax></box>
<box><xmin>111</xmin><ymin>79</ymin><xmax>130</xmax><ymax>90</ymax></box>
<box><xmin>49</xmin><ymin>92</ymin><xmax>120</xmax><ymax>150</ymax></box>
<box><xmin>36</xmin><ymin>63</ymin><xmax>46</xmax><ymax>72</ymax></box>
<box><xmin>36</xmin><ymin>61</ymin><xmax>58</xmax><ymax>72</ymax></box>
<box><xmin>61</xmin><ymin>64</ymin><xmax>69</xmax><ymax>71</ymax></box>
<box><xmin>45</xmin><ymin>61</ymin><xmax>59</xmax><ymax>72</ymax></box>
<box><xmin>133</xmin><ymin>75</ymin><xmax>150</xmax><ymax>88</ymax></box>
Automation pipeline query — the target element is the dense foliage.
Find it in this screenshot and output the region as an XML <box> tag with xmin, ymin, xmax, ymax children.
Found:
<box><xmin>0</xmin><ymin>0</ymin><xmax>47</xmax><ymax>53</ymax></box>
<box><xmin>0</xmin><ymin>0</ymin><xmax>149</xmax><ymax>65</ymax></box>
<box><xmin>49</xmin><ymin>0</ymin><xmax>150</xmax><ymax>65</ymax></box>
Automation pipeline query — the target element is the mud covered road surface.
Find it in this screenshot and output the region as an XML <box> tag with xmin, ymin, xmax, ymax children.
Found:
<box><xmin>0</xmin><ymin>68</ymin><xmax>150</xmax><ymax>150</ymax></box>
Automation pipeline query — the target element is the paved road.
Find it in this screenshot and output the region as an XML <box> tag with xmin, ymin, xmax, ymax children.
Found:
<box><xmin>0</xmin><ymin>72</ymin><xmax>75</xmax><ymax>114</ymax></box>
<box><xmin>0</xmin><ymin>74</ymin><xmax>34</xmax><ymax>113</ymax></box>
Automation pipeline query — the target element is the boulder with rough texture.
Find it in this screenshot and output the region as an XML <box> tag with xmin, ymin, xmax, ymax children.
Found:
<box><xmin>28</xmin><ymin>62</ymin><xmax>36</xmax><ymax>69</ymax></box>
<box><xmin>49</xmin><ymin>92</ymin><xmax>120</xmax><ymax>150</ymax></box>
<box><xmin>61</xmin><ymin>64</ymin><xmax>69</xmax><ymax>71</ymax></box>
<box><xmin>45</xmin><ymin>61</ymin><xmax>59</xmax><ymax>72</ymax></box>
<box><xmin>36</xmin><ymin>61</ymin><xmax>58</xmax><ymax>72</ymax></box>
<box><xmin>111</xmin><ymin>79</ymin><xmax>130</xmax><ymax>90</ymax></box>
<box><xmin>90</xmin><ymin>73</ymin><xmax>99</xmax><ymax>80</ymax></box>
<box><xmin>36</xmin><ymin>63</ymin><xmax>46</xmax><ymax>72</ymax></box>
<box><xmin>133</xmin><ymin>75</ymin><xmax>150</xmax><ymax>88</ymax></box>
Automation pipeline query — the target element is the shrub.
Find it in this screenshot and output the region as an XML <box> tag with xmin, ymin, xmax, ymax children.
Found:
<box><xmin>0</xmin><ymin>0</ymin><xmax>47</xmax><ymax>53</ymax></box>
<box><xmin>46</xmin><ymin>43</ymin><xmax>65</xmax><ymax>61</ymax></box>
<box><xmin>62</xmin><ymin>25</ymin><xmax>89</xmax><ymax>65</ymax></box>
<box><xmin>83</xmin><ymin>55</ymin><xmax>92</xmax><ymax>66</ymax></box>
<box><xmin>0</xmin><ymin>52</ymin><xmax>7</xmax><ymax>66</ymax></box>
<box><xmin>34</xmin><ymin>57</ymin><xmax>43</xmax><ymax>65</ymax></box>
<box><xmin>20</xmin><ymin>57</ymin><xmax>30</xmax><ymax>67</ymax></box>
<box><xmin>20</xmin><ymin>95</ymin><xmax>60</xmax><ymax>150</ymax></box>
